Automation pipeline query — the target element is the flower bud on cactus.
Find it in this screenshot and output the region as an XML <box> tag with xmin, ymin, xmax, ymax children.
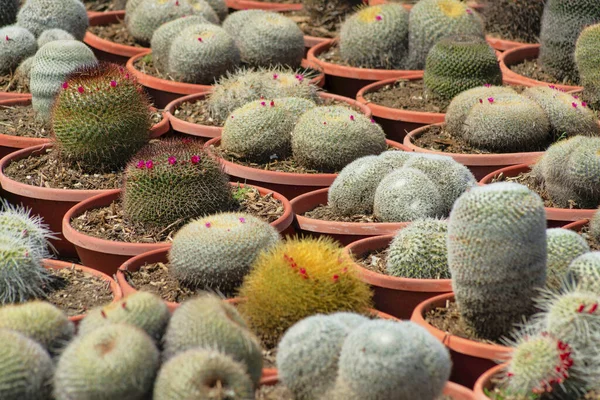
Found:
<box><xmin>150</xmin><ymin>15</ymin><xmax>209</xmax><ymax>71</ymax></box>
<box><xmin>339</xmin><ymin>4</ymin><xmax>409</xmax><ymax>69</ymax></box>
<box><xmin>567</xmin><ymin>252</ymin><xmax>600</xmax><ymax>295</ymax></box>
<box><xmin>53</xmin><ymin>324</ymin><xmax>160</xmax><ymax>400</ymax></box>
<box><xmin>153</xmin><ymin>348</ymin><xmax>255</xmax><ymax>400</ymax></box>
<box><xmin>0</xmin><ymin>0</ymin><xmax>19</xmax><ymax>27</ymax></box>
<box><xmin>448</xmin><ymin>182</ymin><xmax>547</xmax><ymax>341</ymax></box>
<box><xmin>0</xmin><ymin>25</ymin><xmax>37</xmax><ymax>75</ymax></box>
<box><xmin>162</xmin><ymin>294</ymin><xmax>263</xmax><ymax>386</ymax></box>
<box><xmin>575</xmin><ymin>23</ymin><xmax>600</xmax><ymax>109</ymax></box>
<box><xmin>36</xmin><ymin>28</ymin><xmax>74</xmax><ymax>48</ymax></box>
<box><xmin>222</xmin><ymin>9</ymin><xmax>266</xmax><ymax>38</ymax></box>
<box><xmin>16</xmin><ymin>0</ymin><xmax>88</xmax><ymax>40</ymax></box>
<box><xmin>546</xmin><ymin>228</ymin><xmax>590</xmax><ymax>291</ymax></box>
<box><xmin>0</xmin><ymin>201</ymin><xmax>55</xmax><ymax>259</ymax></box>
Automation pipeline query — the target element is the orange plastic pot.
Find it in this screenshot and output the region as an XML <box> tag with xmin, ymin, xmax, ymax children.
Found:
<box><xmin>563</xmin><ymin>219</ymin><xmax>588</xmax><ymax>231</ymax></box>
<box><xmin>345</xmin><ymin>234</ymin><xmax>452</xmax><ymax>319</ymax></box>
<box><xmin>0</xmin><ymin>92</ymin><xmax>30</xmax><ymax>101</ymax></box>
<box><xmin>227</xmin><ymin>0</ymin><xmax>302</xmax><ymax>11</ymax></box>
<box><xmin>473</xmin><ymin>364</ymin><xmax>507</xmax><ymax>400</ymax></box>
<box><xmin>411</xmin><ymin>293</ymin><xmax>511</xmax><ymax>389</ymax></box>
<box><xmin>486</xmin><ymin>36</ymin><xmax>535</xmax><ymax>52</ymax></box>
<box><xmin>479</xmin><ymin>164</ymin><xmax>597</xmax><ymax>227</ymax></box>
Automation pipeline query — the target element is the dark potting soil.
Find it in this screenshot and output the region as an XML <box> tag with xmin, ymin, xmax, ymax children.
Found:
<box><xmin>577</xmin><ymin>226</ymin><xmax>600</xmax><ymax>252</ymax></box>
<box><xmin>256</xmin><ymin>382</ymin><xmax>294</xmax><ymax>400</ymax></box>
<box><xmin>84</xmin><ymin>0</ymin><xmax>126</xmax><ymax>12</ymax></box>
<box><xmin>304</xmin><ymin>203</ymin><xmax>382</xmax><ymax>223</ymax></box>
<box><xmin>487</xmin><ymin>386</ymin><xmax>600</xmax><ymax>400</ymax></box>
<box><xmin>412</xmin><ymin>124</ymin><xmax>493</xmax><ymax>155</ymax></box>
<box><xmin>45</xmin><ymin>266</ymin><xmax>114</xmax><ymax>317</ymax></box>
<box><xmin>355</xmin><ymin>248</ymin><xmax>389</xmax><ymax>275</ymax></box>
<box><xmin>317</xmin><ymin>43</ymin><xmax>354</xmax><ymax>68</ymax></box>
<box><xmin>87</xmin><ymin>18</ymin><xmax>146</xmax><ymax>48</ymax></box>
<box><xmin>0</xmin><ymin>104</ymin><xmax>51</xmax><ymax>138</ymax></box>
<box><xmin>509</xmin><ymin>59</ymin><xmax>578</xmax><ymax>86</ymax></box>
<box><xmin>213</xmin><ymin>145</ymin><xmax>324</xmax><ymax>174</ymax></box>
<box><xmin>283</xmin><ymin>9</ymin><xmax>339</xmax><ymax>39</ymax></box>
<box><xmin>0</xmin><ymin>70</ymin><xmax>29</xmax><ymax>93</ymax></box>
<box><xmin>124</xmin><ymin>261</ymin><xmax>198</xmax><ymax>303</ymax></box>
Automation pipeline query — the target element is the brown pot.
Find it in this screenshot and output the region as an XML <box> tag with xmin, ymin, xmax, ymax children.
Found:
<box><xmin>486</xmin><ymin>36</ymin><xmax>535</xmax><ymax>52</ymax></box>
<box><xmin>403</xmin><ymin>124</ymin><xmax>544</xmax><ymax>181</ymax></box>
<box><xmin>227</xmin><ymin>0</ymin><xmax>302</xmax><ymax>11</ymax></box>
<box><xmin>0</xmin><ymin>92</ymin><xmax>30</xmax><ymax>101</ymax></box>
<box><xmin>62</xmin><ymin>183</ymin><xmax>295</xmax><ymax>275</ymax></box>
<box><xmin>473</xmin><ymin>364</ymin><xmax>507</xmax><ymax>400</ymax></box>
<box><xmin>84</xmin><ymin>11</ymin><xmax>148</xmax><ymax>65</ymax></box>
<box><xmin>479</xmin><ymin>164</ymin><xmax>597</xmax><ymax>227</ymax></box>
<box><xmin>345</xmin><ymin>234</ymin><xmax>452</xmax><ymax>320</ymax></box>
<box><xmin>411</xmin><ymin>293</ymin><xmax>511</xmax><ymax>389</ymax></box>
<box><xmin>563</xmin><ymin>219</ymin><xmax>588</xmax><ymax>231</ymax></box>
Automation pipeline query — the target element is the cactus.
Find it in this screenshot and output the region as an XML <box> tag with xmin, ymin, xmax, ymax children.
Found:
<box><xmin>0</xmin><ymin>301</ymin><xmax>74</xmax><ymax>356</ymax></box>
<box><xmin>204</xmin><ymin>0</ymin><xmax>227</xmax><ymax>22</ymax></box>
<box><xmin>575</xmin><ymin>24</ymin><xmax>600</xmax><ymax>109</ymax></box>
<box><xmin>153</xmin><ymin>349</ymin><xmax>255</xmax><ymax>400</ymax></box>
<box><xmin>261</xmin><ymin>70</ymin><xmax>320</xmax><ymax>101</ymax></box>
<box><xmin>567</xmin><ymin>252</ymin><xmax>600</xmax><ymax>295</ymax></box>
<box><xmin>590</xmin><ymin>208</ymin><xmax>600</xmax><ymax>242</ymax></box>
<box><xmin>423</xmin><ymin>35</ymin><xmax>502</xmax><ymax>100</ymax></box>
<box><xmin>222</xmin><ymin>9</ymin><xmax>266</xmax><ymax>38</ymax></box>
<box><xmin>291</xmin><ymin>106</ymin><xmax>387</xmax><ymax>172</ymax></box>
<box><xmin>167</xmin><ymin>23</ymin><xmax>240</xmax><ymax>84</ymax></box>
<box><xmin>328</xmin><ymin>311</ymin><xmax>369</xmax><ymax>328</ymax></box>
<box><xmin>15</xmin><ymin>55</ymin><xmax>34</xmax><ymax>80</ymax></box>
<box><xmin>331</xmin><ymin>320</ymin><xmax>451</xmax><ymax>400</ymax></box>
<box><xmin>30</xmin><ymin>40</ymin><xmax>98</xmax><ymax>122</ymax></box>
<box><xmin>448</xmin><ymin>182</ymin><xmax>547</xmax><ymax>341</ymax></box>
<box><xmin>546</xmin><ymin>228</ymin><xmax>590</xmax><ymax>291</ymax></box>
<box><xmin>0</xmin><ymin>201</ymin><xmax>55</xmax><ymax>259</ymax></box>
<box><xmin>52</xmin><ymin>63</ymin><xmax>151</xmax><ymax>170</ymax></box>
<box><xmin>0</xmin><ymin>329</ymin><xmax>53</xmax><ymax>400</ymax></box>
<box><xmin>168</xmin><ymin>212</ymin><xmax>280</xmax><ymax>294</ymax></box>
<box><xmin>386</xmin><ymin>218</ymin><xmax>450</xmax><ymax>280</ymax></box>
<box><xmin>405</xmin><ymin>0</ymin><xmax>485</xmax><ymax>70</ymax></box>
<box><xmin>538</xmin><ymin>0</ymin><xmax>600</xmax><ymax>83</ymax></box>
<box><xmin>275</xmin><ymin>96</ymin><xmax>317</xmax><ymax>119</ymax></box>
<box><xmin>162</xmin><ymin>295</ymin><xmax>263</xmax><ymax>386</ymax></box>
<box><xmin>0</xmin><ymin>25</ymin><xmax>37</xmax><ymax>75</ymax></box>
<box><xmin>77</xmin><ymin>292</ymin><xmax>170</xmax><ymax>342</ymax></box>
<box><xmin>16</xmin><ymin>0</ymin><xmax>88</xmax><ymax>40</ymax></box>
<box><xmin>376</xmin><ymin>149</ymin><xmax>414</xmax><ymax>169</ymax></box>
<box><xmin>53</xmin><ymin>324</ymin><xmax>160</xmax><ymax>400</ymax></box>
<box><xmin>122</xmin><ymin>139</ymin><xmax>233</xmax><ymax>228</ymax></box>
<box><xmin>339</xmin><ymin>4</ymin><xmax>409</xmax><ymax>70</ymax></box>
<box><xmin>482</xmin><ymin>0</ymin><xmax>544</xmax><ymax>43</ymax></box>
<box><xmin>373</xmin><ymin>168</ymin><xmax>444</xmax><ymax>222</ymax></box>
<box><xmin>0</xmin><ymin>0</ymin><xmax>19</xmax><ymax>28</ymax></box>
<box><xmin>36</xmin><ymin>28</ymin><xmax>74</xmax><ymax>47</ymax></box>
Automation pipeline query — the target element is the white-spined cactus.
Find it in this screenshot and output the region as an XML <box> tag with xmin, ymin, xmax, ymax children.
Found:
<box><xmin>0</xmin><ymin>25</ymin><xmax>37</xmax><ymax>75</ymax></box>
<box><xmin>16</xmin><ymin>0</ymin><xmax>88</xmax><ymax>40</ymax></box>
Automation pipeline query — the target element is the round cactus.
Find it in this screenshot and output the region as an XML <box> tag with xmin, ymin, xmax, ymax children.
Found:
<box><xmin>204</xmin><ymin>0</ymin><xmax>227</xmax><ymax>21</ymax></box>
<box><xmin>261</xmin><ymin>70</ymin><xmax>320</xmax><ymax>101</ymax></box>
<box><xmin>373</xmin><ymin>168</ymin><xmax>445</xmax><ymax>222</ymax></box>
<box><xmin>0</xmin><ymin>25</ymin><xmax>37</xmax><ymax>75</ymax></box>
<box><xmin>16</xmin><ymin>0</ymin><xmax>88</xmax><ymax>40</ymax></box>
<box><xmin>0</xmin><ymin>0</ymin><xmax>19</xmax><ymax>28</ymax></box>
<box><xmin>558</xmin><ymin>138</ymin><xmax>600</xmax><ymax>208</ymax></box>
<box><xmin>0</xmin><ymin>202</ymin><xmax>55</xmax><ymax>259</ymax></box>
<box><xmin>423</xmin><ymin>35</ymin><xmax>502</xmax><ymax>100</ymax></box>
<box><xmin>339</xmin><ymin>4</ymin><xmax>409</xmax><ymax>70</ymax></box>
<box><xmin>275</xmin><ymin>96</ymin><xmax>317</xmax><ymax>119</ymax></box>
<box><xmin>0</xmin><ymin>329</ymin><xmax>53</xmax><ymax>400</ymax></box>
<box><xmin>376</xmin><ymin>149</ymin><xmax>415</xmax><ymax>169</ymax></box>
<box><xmin>168</xmin><ymin>212</ymin><xmax>280</xmax><ymax>294</ymax></box>
<box><xmin>36</xmin><ymin>28</ymin><xmax>74</xmax><ymax>47</ymax></box>
<box><xmin>575</xmin><ymin>23</ymin><xmax>600</xmax><ymax>109</ymax></box>
<box><xmin>53</xmin><ymin>324</ymin><xmax>160</xmax><ymax>400</ymax></box>
<box><xmin>291</xmin><ymin>106</ymin><xmax>387</xmax><ymax>172</ymax></box>
<box><xmin>162</xmin><ymin>295</ymin><xmax>263</xmax><ymax>386</ymax></box>
<box><xmin>590</xmin><ymin>209</ymin><xmax>600</xmax><ymax>242</ymax></box>
<box><xmin>222</xmin><ymin>9</ymin><xmax>266</xmax><ymax>38</ymax></box>
<box><xmin>567</xmin><ymin>252</ymin><xmax>600</xmax><ymax>295</ymax></box>
<box><xmin>77</xmin><ymin>292</ymin><xmax>170</xmax><ymax>342</ymax></box>
<box><xmin>546</xmin><ymin>228</ymin><xmax>590</xmax><ymax>291</ymax></box>
<box><xmin>327</xmin><ymin>311</ymin><xmax>369</xmax><ymax>329</ymax></box>
<box><xmin>15</xmin><ymin>55</ymin><xmax>34</xmax><ymax>80</ymax></box>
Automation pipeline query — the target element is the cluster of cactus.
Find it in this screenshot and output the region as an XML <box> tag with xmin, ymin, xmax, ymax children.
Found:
<box><xmin>168</xmin><ymin>212</ymin><xmax>280</xmax><ymax>294</ymax></box>
<box><xmin>237</xmin><ymin>236</ymin><xmax>374</xmax><ymax>346</ymax></box>
<box><xmin>0</xmin><ymin>0</ymin><xmax>19</xmax><ymax>28</ymax></box>
<box><xmin>566</xmin><ymin>252</ymin><xmax>600</xmax><ymax>295</ymax></box>
<box><xmin>0</xmin><ymin>25</ymin><xmax>37</xmax><ymax>75</ymax></box>
<box><xmin>16</xmin><ymin>0</ymin><xmax>88</xmax><ymax>40</ymax></box>
<box><xmin>278</xmin><ymin>315</ymin><xmax>452</xmax><ymax>400</ymax></box>
<box><xmin>36</xmin><ymin>28</ymin><xmax>75</xmax><ymax>48</ymax></box>
<box><xmin>546</xmin><ymin>228</ymin><xmax>590</xmax><ymax>291</ymax></box>
<box><xmin>122</xmin><ymin>139</ymin><xmax>233</xmax><ymax>228</ymax></box>
<box><xmin>482</xmin><ymin>0</ymin><xmax>544</xmax><ymax>43</ymax></box>
<box><xmin>575</xmin><ymin>23</ymin><xmax>600</xmax><ymax>109</ymax></box>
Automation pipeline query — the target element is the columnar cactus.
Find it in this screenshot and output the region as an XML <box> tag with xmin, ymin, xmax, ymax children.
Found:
<box><xmin>16</xmin><ymin>0</ymin><xmax>88</xmax><ymax>40</ymax></box>
<box><xmin>423</xmin><ymin>35</ymin><xmax>502</xmax><ymax>100</ymax></box>
<box><xmin>482</xmin><ymin>0</ymin><xmax>544</xmax><ymax>43</ymax></box>
<box><xmin>567</xmin><ymin>252</ymin><xmax>600</xmax><ymax>295</ymax></box>
<box><xmin>0</xmin><ymin>0</ymin><xmax>19</xmax><ymax>28</ymax></box>
<box><xmin>150</xmin><ymin>15</ymin><xmax>209</xmax><ymax>71</ymax></box>
<box><xmin>339</xmin><ymin>4</ymin><xmax>409</xmax><ymax>70</ymax></box>
<box><xmin>546</xmin><ymin>228</ymin><xmax>590</xmax><ymax>291</ymax></box>
<box><xmin>36</xmin><ymin>28</ymin><xmax>74</xmax><ymax>47</ymax></box>
<box><xmin>575</xmin><ymin>23</ymin><xmax>600</xmax><ymax>109</ymax></box>
<box><xmin>0</xmin><ymin>25</ymin><xmax>37</xmax><ymax>75</ymax></box>
<box><xmin>448</xmin><ymin>182</ymin><xmax>547</xmax><ymax>341</ymax></box>
<box><xmin>0</xmin><ymin>202</ymin><xmax>55</xmax><ymax>259</ymax></box>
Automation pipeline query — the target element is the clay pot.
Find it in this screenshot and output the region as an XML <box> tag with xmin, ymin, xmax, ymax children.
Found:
<box><xmin>411</xmin><ymin>293</ymin><xmax>511</xmax><ymax>389</ymax></box>
<box><xmin>62</xmin><ymin>183</ymin><xmax>295</xmax><ymax>275</ymax></box>
<box><xmin>0</xmin><ymin>92</ymin><xmax>30</xmax><ymax>101</ymax></box>
<box><xmin>499</xmin><ymin>44</ymin><xmax>583</xmax><ymax>91</ymax></box>
<box><xmin>486</xmin><ymin>36</ymin><xmax>535</xmax><ymax>52</ymax></box>
<box><xmin>227</xmin><ymin>0</ymin><xmax>302</xmax><ymax>11</ymax></box>
<box><xmin>563</xmin><ymin>219</ymin><xmax>588</xmax><ymax>231</ymax></box>
<box><xmin>403</xmin><ymin>124</ymin><xmax>544</xmax><ymax>181</ymax></box>
<box><xmin>345</xmin><ymin>234</ymin><xmax>452</xmax><ymax>320</ymax></box>
<box><xmin>307</xmin><ymin>39</ymin><xmax>423</xmax><ymax>98</ymax></box>
<box><xmin>473</xmin><ymin>364</ymin><xmax>507</xmax><ymax>400</ymax></box>
<box><xmin>479</xmin><ymin>164</ymin><xmax>597</xmax><ymax>227</ymax></box>
<box><xmin>43</xmin><ymin>259</ymin><xmax>123</xmax><ymax>324</ymax></box>
<box><xmin>84</xmin><ymin>11</ymin><xmax>148</xmax><ymax>65</ymax></box>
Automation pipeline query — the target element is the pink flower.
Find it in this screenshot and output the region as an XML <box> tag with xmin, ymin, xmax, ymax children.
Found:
<box><xmin>270</xmin><ymin>100</ymin><xmax>275</xmax><ymax>107</ymax></box>
<box><xmin>239</xmin><ymin>217</ymin><xmax>246</xmax><ymax>223</ymax></box>
<box><xmin>136</xmin><ymin>160</ymin><xmax>145</xmax><ymax>169</ymax></box>
<box><xmin>323</xmin><ymin>121</ymin><xmax>327</xmax><ymax>125</ymax></box>
<box><xmin>261</xmin><ymin>101</ymin><xmax>266</xmax><ymax>106</ymax></box>
<box><xmin>77</xmin><ymin>86</ymin><xmax>85</xmax><ymax>93</ymax></box>
<box><xmin>370</xmin><ymin>118</ymin><xmax>376</xmax><ymax>123</ymax></box>
<box><xmin>375</xmin><ymin>15</ymin><xmax>382</xmax><ymax>21</ymax></box>
<box><xmin>205</xmin><ymin>222</ymin><xmax>211</xmax><ymax>228</ymax></box>
<box><xmin>350</xmin><ymin>115</ymin><xmax>355</xmax><ymax>121</ymax></box>
<box><xmin>295</xmin><ymin>74</ymin><xmax>304</xmax><ymax>82</ymax></box>
<box><xmin>549</xmin><ymin>85</ymin><xmax>556</xmax><ymax>90</ymax></box>
<box><xmin>487</xmin><ymin>97</ymin><xmax>494</xmax><ymax>104</ymax></box>
<box><xmin>125</xmin><ymin>73</ymin><xmax>130</xmax><ymax>79</ymax></box>
<box><xmin>572</xmin><ymin>102</ymin><xmax>578</xmax><ymax>108</ymax></box>
<box><xmin>168</xmin><ymin>156</ymin><xmax>177</xmax><ymax>165</ymax></box>
<box><xmin>479</xmin><ymin>98</ymin><xmax>483</xmax><ymax>104</ymax></box>
<box><xmin>573</xmin><ymin>95</ymin><xmax>579</xmax><ymax>99</ymax></box>
<box><xmin>484</xmin><ymin>83</ymin><xmax>491</xmax><ymax>88</ymax></box>
<box><xmin>191</xmin><ymin>155</ymin><xmax>200</xmax><ymax>164</ymax></box>
<box><xmin>198</xmin><ymin>37</ymin><xmax>203</xmax><ymax>42</ymax></box>
<box><xmin>62</xmin><ymin>82</ymin><xmax>68</xmax><ymax>89</ymax></box>
<box><xmin>273</xmin><ymin>74</ymin><xmax>278</xmax><ymax>79</ymax></box>
<box><xmin>582</xmin><ymin>102</ymin><xmax>588</xmax><ymax>108</ymax></box>
<box><xmin>175</xmin><ymin>0</ymin><xmax>179</xmax><ymax>5</ymax></box>
<box><xmin>5</xmin><ymin>35</ymin><xmax>9</xmax><ymax>41</ymax></box>
<box><xmin>110</xmin><ymin>80</ymin><xmax>117</xmax><ymax>87</ymax></box>
<box><xmin>146</xmin><ymin>160</ymin><xmax>154</xmax><ymax>169</ymax></box>
<box><xmin>231</xmin><ymin>115</ymin><xmax>234</xmax><ymax>119</ymax></box>
<box><xmin>332</xmin><ymin>274</ymin><xmax>339</xmax><ymax>282</ymax></box>
<box><xmin>466</xmin><ymin>8</ymin><xmax>472</xmax><ymax>14</ymax></box>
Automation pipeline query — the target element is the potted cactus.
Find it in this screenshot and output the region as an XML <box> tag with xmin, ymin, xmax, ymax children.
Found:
<box><xmin>482</xmin><ymin>0</ymin><xmax>544</xmax><ymax>51</ymax></box>
<box><xmin>573</xmin><ymin>23</ymin><xmax>600</xmax><ymax>112</ymax></box>
<box><xmin>0</xmin><ymin>25</ymin><xmax>37</xmax><ymax>100</ymax></box>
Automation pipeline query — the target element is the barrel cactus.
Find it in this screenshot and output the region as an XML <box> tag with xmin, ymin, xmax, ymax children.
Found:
<box><xmin>0</xmin><ymin>202</ymin><xmax>55</xmax><ymax>259</ymax></box>
<box><xmin>15</xmin><ymin>55</ymin><xmax>34</xmax><ymax>80</ymax></box>
<box><xmin>575</xmin><ymin>23</ymin><xmax>600</xmax><ymax>109</ymax></box>
<box><xmin>590</xmin><ymin>209</ymin><xmax>600</xmax><ymax>242</ymax></box>
<box><xmin>222</xmin><ymin>9</ymin><xmax>266</xmax><ymax>38</ymax></box>
<box><xmin>567</xmin><ymin>252</ymin><xmax>600</xmax><ymax>295</ymax></box>
<box><xmin>546</xmin><ymin>228</ymin><xmax>590</xmax><ymax>291</ymax></box>
<box><xmin>16</xmin><ymin>0</ymin><xmax>88</xmax><ymax>40</ymax></box>
<box><xmin>0</xmin><ymin>0</ymin><xmax>19</xmax><ymax>28</ymax></box>
<box><xmin>0</xmin><ymin>25</ymin><xmax>36</xmax><ymax>75</ymax></box>
<box><xmin>36</xmin><ymin>28</ymin><xmax>74</xmax><ymax>47</ymax></box>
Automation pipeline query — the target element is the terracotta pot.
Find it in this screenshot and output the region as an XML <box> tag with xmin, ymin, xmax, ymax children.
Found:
<box><xmin>345</xmin><ymin>234</ymin><xmax>452</xmax><ymax>319</ymax></box>
<box><xmin>0</xmin><ymin>144</ymin><xmax>114</xmax><ymax>257</ymax></box>
<box><xmin>480</xmin><ymin>164</ymin><xmax>597</xmax><ymax>227</ymax></box>
<box><xmin>63</xmin><ymin>183</ymin><xmax>295</xmax><ymax>275</ymax></box>
<box><xmin>411</xmin><ymin>293</ymin><xmax>511</xmax><ymax>389</ymax></box>
<box><xmin>368</xmin><ymin>0</ymin><xmax>482</xmax><ymax>9</ymax></box>
<box><xmin>227</xmin><ymin>0</ymin><xmax>302</xmax><ymax>11</ymax></box>
<box><xmin>486</xmin><ymin>36</ymin><xmax>535</xmax><ymax>52</ymax></box>
<box><xmin>403</xmin><ymin>123</ymin><xmax>544</xmax><ymax>181</ymax></box>
<box><xmin>43</xmin><ymin>259</ymin><xmax>123</xmax><ymax>324</ymax></box>
<box><xmin>0</xmin><ymin>92</ymin><xmax>30</xmax><ymax>101</ymax></box>
<box><xmin>499</xmin><ymin>44</ymin><xmax>583</xmax><ymax>91</ymax></box>
<box><xmin>205</xmin><ymin>138</ymin><xmax>407</xmax><ymax>199</ymax></box>
<box><xmin>166</xmin><ymin>90</ymin><xmax>369</xmax><ymax>139</ymax></box>
<box><xmin>563</xmin><ymin>219</ymin><xmax>588</xmax><ymax>231</ymax></box>
<box><xmin>84</xmin><ymin>11</ymin><xmax>148</xmax><ymax>65</ymax></box>
<box><xmin>473</xmin><ymin>364</ymin><xmax>507</xmax><ymax>400</ymax></box>
<box><xmin>307</xmin><ymin>39</ymin><xmax>424</xmax><ymax>98</ymax></box>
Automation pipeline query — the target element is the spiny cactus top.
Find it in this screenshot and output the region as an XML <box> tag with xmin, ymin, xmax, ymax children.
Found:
<box><xmin>0</xmin><ymin>201</ymin><xmax>55</xmax><ymax>259</ymax></box>
<box><xmin>16</xmin><ymin>0</ymin><xmax>89</xmax><ymax>40</ymax></box>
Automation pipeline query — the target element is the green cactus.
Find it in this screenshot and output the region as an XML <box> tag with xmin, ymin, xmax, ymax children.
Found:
<box><xmin>0</xmin><ymin>329</ymin><xmax>53</xmax><ymax>400</ymax></box>
<box><xmin>590</xmin><ymin>209</ymin><xmax>600</xmax><ymax>242</ymax></box>
<box><xmin>339</xmin><ymin>4</ymin><xmax>409</xmax><ymax>70</ymax></box>
<box><xmin>16</xmin><ymin>0</ymin><xmax>88</xmax><ymax>40</ymax></box>
<box><xmin>0</xmin><ymin>0</ymin><xmax>19</xmax><ymax>28</ymax></box>
<box><xmin>447</xmin><ymin>182</ymin><xmax>547</xmax><ymax>341</ymax></box>
<box><xmin>567</xmin><ymin>252</ymin><xmax>600</xmax><ymax>295</ymax></box>
<box><xmin>376</xmin><ymin>149</ymin><xmax>414</xmax><ymax>169</ymax></box>
<box><xmin>30</xmin><ymin>40</ymin><xmax>97</xmax><ymax>122</ymax></box>
<box><xmin>0</xmin><ymin>202</ymin><xmax>55</xmax><ymax>259</ymax></box>
<box><xmin>77</xmin><ymin>292</ymin><xmax>170</xmax><ymax>342</ymax></box>
<box><xmin>0</xmin><ymin>25</ymin><xmax>37</xmax><ymax>75</ymax></box>
<box><xmin>125</xmin><ymin>0</ymin><xmax>146</xmax><ymax>21</ymax></box>
<box><xmin>276</xmin><ymin>96</ymin><xmax>317</xmax><ymax>118</ymax></box>
<box><xmin>204</xmin><ymin>0</ymin><xmax>227</xmax><ymax>22</ymax></box>
<box><xmin>36</xmin><ymin>28</ymin><xmax>74</xmax><ymax>47</ymax></box>
<box><xmin>122</xmin><ymin>139</ymin><xmax>233</xmax><ymax>228</ymax></box>
<box><xmin>482</xmin><ymin>0</ymin><xmax>544</xmax><ymax>43</ymax></box>
<box><xmin>575</xmin><ymin>23</ymin><xmax>600</xmax><ymax>109</ymax></box>
<box><xmin>168</xmin><ymin>212</ymin><xmax>280</xmax><ymax>294</ymax></box>
<box><xmin>261</xmin><ymin>70</ymin><xmax>320</xmax><ymax>100</ymax></box>
<box><xmin>291</xmin><ymin>105</ymin><xmax>387</xmax><ymax>172</ymax></box>
<box><xmin>0</xmin><ymin>301</ymin><xmax>74</xmax><ymax>356</ymax></box>
<box><xmin>162</xmin><ymin>295</ymin><xmax>263</xmax><ymax>386</ymax></box>
<box><xmin>405</xmin><ymin>0</ymin><xmax>485</xmax><ymax>70</ymax></box>
<box><xmin>331</xmin><ymin>320</ymin><xmax>451</xmax><ymax>400</ymax></box>
<box><xmin>546</xmin><ymin>228</ymin><xmax>590</xmax><ymax>291</ymax></box>
<box><xmin>53</xmin><ymin>324</ymin><xmax>160</xmax><ymax>400</ymax></box>
<box><xmin>386</xmin><ymin>218</ymin><xmax>449</xmax><ymax>280</ymax></box>
<box><xmin>222</xmin><ymin>9</ymin><xmax>266</xmax><ymax>38</ymax></box>
<box><xmin>153</xmin><ymin>348</ymin><xmax>254</xmax><ymax>400</ymax></box>
<box><xmin>373</xmin><ymin>168</ymin><xmax>444</xmax><ymax>222</ymax></box>
<box><xmin>539</xmin><ymin>0</ymin><xmax>600</xmax><ymax>83</ymax></box>
<box><xmin>423</xmin><ymin>35</ymin><xmax>502</xmax><ymax>100</ymax></box>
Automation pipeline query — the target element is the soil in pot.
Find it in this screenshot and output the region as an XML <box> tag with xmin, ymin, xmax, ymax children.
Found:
<box><xmin>317</xmin><ymin>41</ymin><xmax>420</xmax><ymax>72</ymax></box>
<box><xmin>84</xmin><ymin>0</ymin><xmax>126</xmax><ymax>12</ymax></box>
<box><xmin>304</xmin><ymin>203</ymin><xmax>382</xmax><ymax>223</ymax></box>
<box><xmin>87</xmin><ymin>17</ymin><xmax>145</xmax><ymax>48</ymax></box>
<box><xmin>256</xmin><ymin>382</ymin><xmax>294</xmax><ymax>400</ymax></box>
<box><xmin>509</xmin><ymin>59</ymin><xmax>578</xmax><ymax>87</ymax></box>
<box><xmin>573</xmin><ymin>225</ymin><xmax>600</xmax><ymax>252</ymax></box>
<box><xmin>0</xmin><ymin>70</ymin><xmax>29</xmax><ymax>95</ymax></box>
<box><xmin>0</xmin><ymin>103</ymin><xmax>50</xmax><ymax>139</ymax></box>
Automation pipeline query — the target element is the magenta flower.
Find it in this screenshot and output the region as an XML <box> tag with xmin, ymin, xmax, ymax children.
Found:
<box><xmin>371</xmin><ymin>118</ymin><xmax>376</xmax><ymax>123</ymax></box>
<box><xmin>146</xmin><ymin>160</ymin><xmax>154</xmax><ymax>169</ymax></box>
<box><xmin>5</xmin><ymin>35</ymin><xmax>9</xmax><ymax>41</ymax></box>
<box><xmin>295</xmin><ymin>74</ymin><xmax>304</xmax><ymax>82</ymax></box>
<box><xmin>273</xmin><ymin>74</ymin><xmax>278</xmax><ymax>79</ymax></box>
<box><xmin>198</xmin><ymin>37</ymin><xmax>203</xmax><ymax>42</ymax></box>
<box><xmin>110</xmin><ymin>80</ymin><xmax>117</xmax><ymax>87</ymax></box>
<box><xmin>573</xmin><ymin>95</ymin><xmax>579</xmax><ymax>99</ymax></box>
<box><xmin>77</xmin><ymin>86</ymin><xmax>85</xmax><ymax>93</ymax></box>
<box><xmin>270</xmin><ymin>100</ymin><xmax>275</xmax><ymax>107</ymax></box>
<box><xmin>205</xmin><ymin>222</ymin><xmax>211</xmax><ymax>228</ymax></box>
<box><xmin>466</xmin><ymin>8</ymin><xmax>472</xmax><ymax>14</ymax></box>
<box><xmin>375</xmin><ymin>15</ymin><xmax>382</xmax><ymax>21</ymax></box>
<box><xmin>239</xmin><ymin>217</ymin><xmax>246</xmax><ymax>223</ymax></box>
<box><xmin>572</xmin><ymin>102</ymin><xmax>578</xmax><ymax>108</ymax></box>
<box><xmin>487</xmin><ymin>97</ymin><xmax>494</xmax><ymax>104</ymax></box>
<box><xmin>231</xmin><ymin>115</ymin><xmax>234</xmax><ymax>119</ymax></box>
<box><xmin>549</xmin><ymin>85</ymin><xmax>556</xmax><ymax>90</ymax></box>
<box><xmin>484</xmin><ymin>83</ymin><xmax>491</xmax><ymax>88</ymax></box>
<box><xmin>136</xmin><ymin>160</ymin><xmax>145</xmax><ymax>169</ymax></box>
<box><xmin>582</xmin><ymin>101</ymin><xmax>588</xmax><ymax>108</ymax></box>
<box><xmin>168</xmin><ymin>156</ymin><xmax>177</xmax><ymax>165</ymax></box>
<box><xmin>191</xmin><ymin>155</ymin><xmax>200</xmax><ymax>164</ymax></box>
<box><xmin>62</xmin><ymin>82</ymin><xmax>68</xmax><ymax>89</ymax></box>
<box><xmin>479</xmin><ymin>98</ymin><xmax>483</xmax><ymax>104</ymax></box>
<box><xmin>350</xmin><ymin>115</ymin><xmax>355</xmax><ymax>121</ymax></box>
<box><xmin>261</xmin><ymin>101</ymin><xmax>266</xmax><ymax>106</ymax></box>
